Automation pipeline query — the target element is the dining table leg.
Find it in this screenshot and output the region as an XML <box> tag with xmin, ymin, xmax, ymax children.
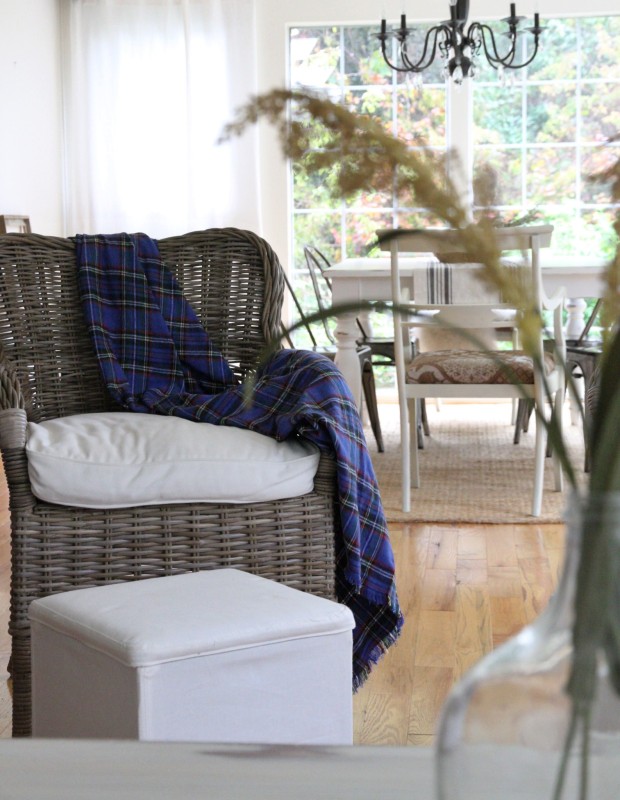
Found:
<box><xmin>333</xmin><ymin>311</ymin><xmax>363</xmax><ymax>407</ymax></box>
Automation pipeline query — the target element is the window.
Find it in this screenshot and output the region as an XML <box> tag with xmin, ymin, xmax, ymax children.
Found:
<box><xmin>289</xmin><ymin>24</ymin><xmax>448</xmax><ymax>270</ymax></box>
<box><xmin>289</xmin><ymin>15</ymin><xmax>620</xmax><ymax>270</ymax></box>
<box><xmin>473</xmin><ymin>15</ymin><xmax>620</xmax><ymax>258</ymax></box>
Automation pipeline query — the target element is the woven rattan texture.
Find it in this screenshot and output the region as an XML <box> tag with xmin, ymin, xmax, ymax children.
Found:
<box><xmin>0</xmin><ymin>228</ymin><xmax>338</xmax><ymax>737</ymax></box>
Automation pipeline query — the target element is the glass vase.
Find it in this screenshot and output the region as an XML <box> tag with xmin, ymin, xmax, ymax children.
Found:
<box><xmin>435</xmin><ymin>491</ymin><xmax>620</xmax><ymax>800</ymax></box>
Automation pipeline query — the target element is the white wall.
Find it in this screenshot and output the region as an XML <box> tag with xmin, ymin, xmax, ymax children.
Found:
<box><xmin>255</xmin><ymin>0</ymin><xmax>620</xmax><ymax>270</ymax></box>
<box><xmin>0</xmin><ymin>0</ymin><xmax>63</xmax><ymax>234</ymax></box>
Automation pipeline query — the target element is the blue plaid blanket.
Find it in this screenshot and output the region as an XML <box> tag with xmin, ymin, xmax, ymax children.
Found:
<box><xmin>75</xmin><ymin>232</ymin><xmax>403</xmax><ymax>688</ymax></box>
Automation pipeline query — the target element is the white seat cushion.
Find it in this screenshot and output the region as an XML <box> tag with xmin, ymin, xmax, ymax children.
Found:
<box><xmin>26</xmin><ymin>412</ymin><xmax>320</xmax><ymax>508</ymax></box>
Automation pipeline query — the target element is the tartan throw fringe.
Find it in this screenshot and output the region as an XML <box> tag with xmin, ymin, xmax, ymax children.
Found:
<box><xmin>75</xmin><ymin>232</ymin><xmax>403</xmax><ymax>687</ymax></box>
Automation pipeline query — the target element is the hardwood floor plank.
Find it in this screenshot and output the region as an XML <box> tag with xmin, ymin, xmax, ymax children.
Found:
<box><xmin>487</xmin><ymin>566</ymin><xmax>524</xmax><ymax>598</ymax></box>
<box><xmin>455</xmin><ymin>557</ymin><xmax>487</xmax><ymax>585</ymax></box>
<box><xmin>407</xmin><ymin>734</ymin><xmax>434</xmax><ymax>746</ymax></box>
<box><xmin>426</xmin><ymin>527</ymin><xmax>458</xmax><ymax>570</ymax></box>
<box><xmin>513</xmin><ymin>525</ymin><xmax>547</xmax><ymax>559</ymax></box>
<box><xmin>414</xmin><ymin>609</ymin><xmax>457</xmax><ymax>669</ymax></box>
<box><xmin>519</xmin><ymin>556</ymin><xmax>555</xmax><ymax>624</ymax></box>
<box><xmin>408</xmin><ymin>666</ymin><xmax>453</xmax><ymax>738</ymax></box>
<box><xmin>420</xmin><ymin>569</ymin><xmax>456</xmax><ymax>612</ymax></box>
<box><xmin>354</xmin><ymin>691</ymin><xmax>410</xmax><ymax>746</ymax></box>
<box><xmin>454</xmin><ymin>585</ymin><xmax>492</xmax><ymax>680</ymax></box>
<box><xmin>457</xmin><ymin>529</ymin><xmax>487</xmax><ymax>560</ymax></box>
<box><xmin>486</xmin><ymin>527</ymin><xmax>519</xmax><ymax>568</ymax></box>
<box><xmin>490</xmin><ymin>596</ymin><xmax>527</xmax><ymax>639</ymax></box>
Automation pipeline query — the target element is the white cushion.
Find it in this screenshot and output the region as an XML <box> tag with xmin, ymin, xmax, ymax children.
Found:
<box><xmin>26</xmin><ymin>412</ymin><xmax>320</xmax><ymax>509</ymax></box>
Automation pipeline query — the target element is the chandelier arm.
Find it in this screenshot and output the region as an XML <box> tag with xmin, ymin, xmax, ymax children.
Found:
<box><xmin>474</xmin><ymin>22</ymin><xmax>542</xmax><ymax>70</ymax></box>
<box><xmin>468</xmin><ymin>22</ymin><xmax>517</xmax><ymax>67</ymax></box>
<box><xmin>400</xmin><ymin>25</ymin><xmax>448</xmax><ymax>72</ymax></box>
<box><xmin>501</xmin><ymin>35</ymin><xmax>542</xmax><ymax>70</ymax></box>
<box><xmin>379</xmin><ymin>36</ymin><xmax>418</xmax><ymax>73</ymax></box>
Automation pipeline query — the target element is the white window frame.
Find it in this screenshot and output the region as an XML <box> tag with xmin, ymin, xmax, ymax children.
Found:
<box><xmin>255</xmin><ymin>0</ymin><xmax>620</xmax><ymax>275</ymax></box>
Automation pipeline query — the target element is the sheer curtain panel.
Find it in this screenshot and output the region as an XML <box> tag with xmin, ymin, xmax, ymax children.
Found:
<box><xmin>60</xmin><ymin>0</ymin><xmax>260</xmax><ymax>237</ymax></box>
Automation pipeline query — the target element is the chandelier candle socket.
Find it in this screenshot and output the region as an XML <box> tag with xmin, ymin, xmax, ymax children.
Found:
<box><xmin>378</xmin><ymin>0</ymin><xmax>544</xmax><ymax>83</ymax></box>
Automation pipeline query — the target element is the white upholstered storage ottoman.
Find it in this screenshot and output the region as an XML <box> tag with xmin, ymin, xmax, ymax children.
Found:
<box><xmin>29</xmin><ymin>569</ymin><xmax>355</xmax><ymax>744</ymax></box>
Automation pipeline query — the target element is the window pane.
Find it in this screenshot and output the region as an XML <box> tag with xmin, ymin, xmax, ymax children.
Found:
<box><xmin>345</xmin><ymin>185</ymin><xmax>394</xmax><ymax>211</ymax></box>
<box><xmin>290</xmin><ymin>27</ymin><xmax>341</xmax><ymax>88</ymax></box>
<box><xmin>293</xmin><ymin>213</ymin><xmax>341</xmax><ymax>267</ymax></box>
<box><xmin>525</xmin><ymin>18</ymin><xmax>577</xmax><ymax>81</ymax></box>
<box><xmin>473</xmin><ymin>148</ymin><xmax>523</xmax><ymax>206</ymax></box>
<box><xmin>526</xmin><ymin>147</ymin><xmax>576</xmax><ymax>205</ymax></box>
<box><xmin>579</xmin><ymin>17</ymin><xmax>620</xmax><ymax>80</ymax></box>
<box><xmin>526</xmin><ymin>85</ymin><xmax>576</xmax><ymax>143</ymax></box>
<box><xmin>344</xmin><ymin>212</ymin><xmax>395</xmax><ymax>257</ymax></box>
<box><xmin>345</xmin><ymin>86</ymin><xmax>394</xmax><ymax>133</ymax></box>
<box><xmin>580</xmin><ymin>209</ymin><xmax>619</xmax><ymax>259</ymax></box>
<box><xmin>292</xmin><ymin>163</ymin><xmax>340</xmax><ymax>210</ymax></box>
<box><xmin>343</xmin><ymin>26</ymin><xmax>391</xmax><ymax>86</ymax></box>
<box><xmin>396</xmin><ymin>86</ymin><xmax>446</xmax><ymax>146</ymax></box>
<box><xmin>473</xmin><ymin>86</ymin><xmax>523</xmax><ymax>146</ymax></box>
<box><xmin>581</xmin><ymin>145</ymin><xmax>620</xmax><ymax>204</ymax></box>
<box><xmin>395</xmin><ymin>209</ymin><xmax>449</xmax><ymax>231</ymax></box>
<box><xmin>580</xmin><ymin>83</ymin><xmax>620</xmax><ymax>143</ymax></box>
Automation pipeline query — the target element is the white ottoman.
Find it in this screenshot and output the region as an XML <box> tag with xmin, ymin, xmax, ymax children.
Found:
<box><xmin>29</xmin><ymin>569</ymin><xmax>355</xmax><ymax>744</ymax></box>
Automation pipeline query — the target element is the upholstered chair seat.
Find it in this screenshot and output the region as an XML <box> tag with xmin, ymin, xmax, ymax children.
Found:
<box><xmin>407</xmin><ymin>349</ymin><xmax>556</xmax><ymax>385</ymax></box>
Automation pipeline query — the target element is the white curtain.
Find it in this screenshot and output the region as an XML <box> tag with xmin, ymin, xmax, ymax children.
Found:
<box><xmin>60</xmin><ymin>0</ymin><xmax>260</xmax><ymax>238</ymax></box>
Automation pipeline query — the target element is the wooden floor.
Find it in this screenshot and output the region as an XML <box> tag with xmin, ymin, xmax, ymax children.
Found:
<box><xmin>0</xmin><ymin>510</ymin><xmax>564</xmax><ymax>743</ymax></box>
<box><xmin>352</xmin><ymin>519</ymin><xmax>565</xmax><ymax>746</ymax></box>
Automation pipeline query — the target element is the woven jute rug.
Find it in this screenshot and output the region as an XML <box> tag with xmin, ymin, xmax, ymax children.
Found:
<box><xmin>368</xmin><ymin>402</ymin><xmax>587</xmax><ymax>524</ymax></box>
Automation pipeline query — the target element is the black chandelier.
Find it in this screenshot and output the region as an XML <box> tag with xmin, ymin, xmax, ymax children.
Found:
<box><xmin>378</xmin><ymin>0</ymin><xmax>544</xmax><ymax>84</ymax></box>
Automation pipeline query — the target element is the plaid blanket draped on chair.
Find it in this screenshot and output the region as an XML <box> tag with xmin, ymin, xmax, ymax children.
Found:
<box><xmin>75</xmin><ymin>232</ymin><xmax>403</xmax><ymax>687</ymax></box>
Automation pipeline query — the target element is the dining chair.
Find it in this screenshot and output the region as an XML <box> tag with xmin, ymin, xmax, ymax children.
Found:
<box><xmin>380</xmin><ymin>224</ymin><xmax>565</xmax><ymax>517</ymax></box>
<box><xmin>281</xmin><ymin>267</ymin><xmax>384</xmax><ymax>452</ymax></box>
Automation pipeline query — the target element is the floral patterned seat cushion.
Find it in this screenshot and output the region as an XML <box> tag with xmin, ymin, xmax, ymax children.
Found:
<box><xmin>406</xmin><ymin>349</ymin><xmax>556</xmax><ymax>385</ymax></box>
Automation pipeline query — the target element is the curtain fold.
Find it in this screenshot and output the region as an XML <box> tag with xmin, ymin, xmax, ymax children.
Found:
<box><xmin>60</xmin><ymin>0</ymin><xmax>260</xmax><ymax>238</ymax></box>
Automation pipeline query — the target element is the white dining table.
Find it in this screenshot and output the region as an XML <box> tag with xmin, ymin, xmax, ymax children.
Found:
<box><xmin>2</xmin><ymin>737</ymin><xmax>620</xmax><ymax>799</ymax></box>
<box><xmin>0</xmin><ymin>739</ymin><xmax>433</xmax><ymax>799</ymax></box>
<box><xmin>326</xmin><ymin>255</ymin><xmax>607</xmax><ymax>405</ymax></box>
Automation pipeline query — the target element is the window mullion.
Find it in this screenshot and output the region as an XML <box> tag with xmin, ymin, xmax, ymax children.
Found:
<box><xmin>447</xmin><ymin>80</ymin><xmax>474</xmax><ymax>217</ymax></box>
<box><xmin>339</xmin><ymin>26</ymin><xmax>347</xmax><ymax>262</ymax></box>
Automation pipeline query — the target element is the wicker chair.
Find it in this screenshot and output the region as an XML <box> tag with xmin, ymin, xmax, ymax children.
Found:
<box><xmin>0</xmin><ymin>228</ymin><xmax>338</xmax><ymax>737</ymax></box>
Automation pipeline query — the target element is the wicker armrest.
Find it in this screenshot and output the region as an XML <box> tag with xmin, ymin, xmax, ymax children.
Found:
<box><xmin>0</xmin><ymin>408</ymin><xmax>27</xmax><ymax>449</ymax></box>
<box><xmin>313</xmin><ymin>451</ymin><xmax>338</xmax><ymax>496</ymax></box>
<box><xmin>0</xmin><ymin>360</ymin><xmax>26</xmax><ymax>415</ymax></box>
<box><xmin>0</xmin><ymin>407</ymin><xmax>34</xmax><ymax>510</ymax></box>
